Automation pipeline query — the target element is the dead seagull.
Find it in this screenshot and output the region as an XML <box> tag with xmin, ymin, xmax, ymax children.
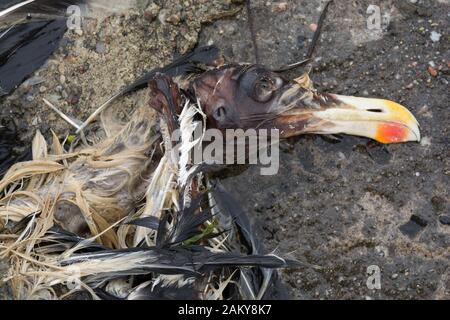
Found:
<box><xmin>0</xmin><ymin>1</ymin><xmax>420</xmax><ymax>300</ymax></box>
<box><xmin>0</xmin><ymin>45</ymin><xmax>420</xmax><ymax>299</ymax></box>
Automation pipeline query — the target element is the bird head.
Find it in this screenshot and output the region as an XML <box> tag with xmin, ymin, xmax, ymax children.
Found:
<box><xmin>193</xmin><ymin>64</ymin><xmax>420</xmax><ymax>144</ymax></box>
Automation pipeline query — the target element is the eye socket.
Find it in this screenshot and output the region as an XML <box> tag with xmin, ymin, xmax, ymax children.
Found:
<box><xmin>213</xmin><ymin>106</ymin><xmax>227</xmax><ymax>122</ymax></box>
<box><xmin>253</xmin><ymin>76</ymin><xmax>283</xmax><ymax>103</ymax></box>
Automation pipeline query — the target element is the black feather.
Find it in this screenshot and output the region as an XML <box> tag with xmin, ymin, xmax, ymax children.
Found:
<box><xmin>34</xmin><ymin>225</ymin><xmax>108</xmax><ymax>254</ymax></box>
<box><xmin>88</xmin><ymin>45</ymin><xmax>221</xmax><ymax>116</ymax></box>
<box><xmin>126</xmin><ymin>216</ymin><xmax>160</xmax><ymax>231</ymax></box>
<box><xmin>121</xmin><ymin>45</ymin><xmax>220</xmax><ymax>96</ymax></box>
<box><xmin>159</xmin><ymin>194</ymin><xmax>214</xmax><ymax>247</ymax></box>
<box><xmin>0</xmin><ymin>0</ymin><xmax>84</xmax><ymax>22</ymax></box>
<box><xmin>210</xmin><ymin>179</ymin><xmax>260</xmax><ymax>254</ymax></box>
<box><xmin>59</xmin><ymin>245</ymin><xmax>298</xmax><ymax>286</ymax></box>
<box><xmin>0</xmin><ymin>18</ymin><xmax>67</xmax><ymax>96</ymax></box>
<box><xmin>0</xmin><ymin>0</ymin><xmax>88</xmax><ymax>96</ymax></box>
<box><xmin>209</xmin><ymin>180</ymin><xmax>292</xmax><ymax>299</ymax></box>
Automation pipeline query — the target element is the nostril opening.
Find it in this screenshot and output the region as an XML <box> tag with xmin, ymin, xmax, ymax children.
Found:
<box><xmin>214</xmin><ymin>106</ymin><xmax>227</xmax><ymax>121</ymax></box>
<box><xmin>367</xmin><ymin>109</ymin><xmax>383</xmax><ymax>113</ymax></box>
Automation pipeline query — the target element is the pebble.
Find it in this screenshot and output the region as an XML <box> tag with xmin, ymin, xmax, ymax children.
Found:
<box><xmin>391</xmin><ymin>273</ymin><xmax>399</xmax><ymax>279</ymax></box>
<box><xmin>166</xmin><ymin>14</ymin><xmax>181</xmax><ymax>25</ymax></box>
<box><xmin>439</xmin><ymin>215</ymin><xmax>450</xmax><ymax>226</ymax></box>
<box><xmin>430</xmin><ymin>31</ymin><xmax>441</xmax><ymax>42</ymax></box>
<box><xmin>96</xmin><ymin>41</ymin><xmax>107</xmax><ymax>54</ymax></box>
<box><xmin>39</xmin><ymin>86</ymin><xmax>47</xmax><ymax>93</ymax></box>
<box><xmin>144</xmin><ymin>3</ymin><xmax>161</xmax><ymax>22</ymax></box>
<box><xmin>23</xmin><ymin>76</ymin><xmax>44</xmax><ymax>87</ymax></box>
<box><xmin>427</xmin><ymin>66</ymin><xmax>438</xmax><ymax>77</ymax></box>
<box><xmin>273</xmin><ymin>2</ymin><xmax>288</xmax><ymax>13</ymax></box>
<box><xmin>309</xmin><ymin>23</ymin><xmax>318</xmax><ymax>32</ymax></box>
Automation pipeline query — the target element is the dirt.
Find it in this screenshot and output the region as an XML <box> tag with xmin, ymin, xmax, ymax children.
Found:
<box><xmin>1</xmin><ymin>0</ymin><xmax>449</xmax><ymax>299</ymax></box>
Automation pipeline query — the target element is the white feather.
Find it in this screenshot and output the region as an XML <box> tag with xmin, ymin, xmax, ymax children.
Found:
<box><xmin>178</xmin><ymin>100</ymin><xmax>206</xmax><ymax>188</ymax></box>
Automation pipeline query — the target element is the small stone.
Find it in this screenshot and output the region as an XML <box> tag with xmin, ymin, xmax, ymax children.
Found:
<box><xmin>309</xmin><ymin>23</ymin><xmax>318</xmax><ymax>32</ymax></box>
<box><xmin>273</xmin><ymin>2</ymin><xmax>288</xmax><ymax>12</ymax></box>
<box><xmin>144</xmin><ymin>3</ymin><xmax>160</xmax><ymax>22</ymax></box>
<box><xmin>427</xmin><ymin>66</ymin><xmax>438</xmax><ymax>77</ymax></box>
<box><xmin>59</xmin><ymin>75</ymin><xmax>66</xmax><ymax>84</ymax></box>
<box><xmin>96</xmin><ymin>41</ymin><xmax>107</xmax><ymax>54</ymax></box>
<box><xmin>39</xmin><ymin>86</ymin><xmax>47</xmax><ymax>93</ymax></box>
<box><xmin>144</xmin><ymin>10</ymin><xmax>156</xmax><ymax>22</ymax></box>
<box><xmin>391</xmin><ymin>273</ymin><xmax>399</xmax><ymax>279</ymax></box>
<box><xmin>411</xmin><ymin>214</ymin><xmax>428</xmax><ymax>227</ymax></box>
<box><xmin>68</xmin><ymin>94</ymin><xmax>80</xmax><ymax>105</ymax></box>
<box><xmin>430</xmin><ymin>31</ymin><xmax>441</xmax><ymax>42</ymax></box>
<box><xmin>439</xmin><ymin>215</ymin><xmax>450</xmax><ymax>225</ymax></box>
<box><xmin>166</xmin><ymin>14</ymin><xmax>181</xmax><ymax>25</ymax></box>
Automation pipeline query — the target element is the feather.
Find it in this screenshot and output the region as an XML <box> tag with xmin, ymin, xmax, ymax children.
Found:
<box><xmin>76</xmin><ymin>46</ymin><xmax>220</xmax><ymax>133</ymax></box>
<box><xmin>0</xmin><ymin>18</ymin><xmax>68</xmax><ymax>96</ymax></box>
<box><xmin>0</xmin><ymin>0</ymin><xmax>137</xmax><ymax>97</ymax></box>
<box><xmin>209</xmin><ymin>179</ymin><xmax>259</xmax><ymax>253</ymax></box>
<box><xmin>178</xmin><ymin>101</ymin><xmax>206</xmax><ymax>188</ymax></box>
<box><xmin>208</xmin><ymin>179</ymin><xmax>293</xmax><ymax>300</ymax></box>
<box><xmin>26</xmin><ymin>245</ymin><xmax>297</xmax><ymax>292</ymax></box>
<box><xmin>157</xmin><ymin>194</ymin><xmax>213</xmax><ymax>247</ymax></box>
<box><xmin>126</xmin><ymin>216</ymin><xmax>160</xmax><ymax>231</ymax></box>
<box><xmin>127</xmin><ymin>277</ymin><xmax>199</xmax><ymax>300</ymax></box>
<box><xmin>0</xmin><ymin>1</ymin><xmax>135</xmax><ymax>23</ymax></box>
<box><xmin>0</xmin><ymin>1</ymin><xmax>83</xmax><ymax>20</ymax></box>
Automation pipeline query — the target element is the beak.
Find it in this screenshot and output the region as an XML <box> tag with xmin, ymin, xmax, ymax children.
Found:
<box><xmin>274</xmin><ymin>89</ymin><xmax>421</xmax><ymax>144</ymax></box>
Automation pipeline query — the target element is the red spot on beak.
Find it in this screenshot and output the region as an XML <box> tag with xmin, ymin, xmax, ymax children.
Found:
<box><xmin>375</xmin><ymin>123</ymin><xmax>408</xmax><ymax>144</ymax></box>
